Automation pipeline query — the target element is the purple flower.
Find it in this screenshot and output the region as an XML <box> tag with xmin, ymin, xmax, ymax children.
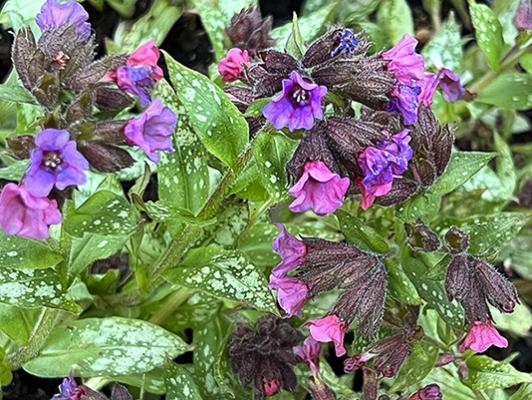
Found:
<box><xmin>52</xmin><ymin>374</ymin><xmax>85</xmax><ymax>400</ymax></box>
<box><xmin>381</xmin><ymin>34</ymin><xmax>425</xmax><ymax>85</ymax></box>
<box><xmin>262</xmin><ymin>71</ymin><xmax>327</xmax><ymax>132</ymax></box>
<box><xmin>387</xmin><ymin>84</ymin><xmax>421</xmax><ymax>125</ymax></box>
<box><xmin>514</xmin><ymin>0</ymin><xmax>532</xmax><ymax>30</ymax></box>
<box><xmin>357</xmin><ymin>130</ymin><xmax>413</xmax><ymax>209</ymax></box>
<box><xmin>307</xmin><ymin>314</ymin><xmax>347</xmax><ymax>357</ymax></box>
<box><xmin>0</xmin><ymin>183</ymin><xmax>61</xmax><ymax>240</ymax></box>
<box><xmin>293</xmin><ymin>337</ymin><xmax>321</xmax><ymax>377</ymax></box>
<box><xmin>459</xmin><ymin>320</ymin><xmax>508</xmax><ymax>353</ymax></box>
<box><xmin>418</xmin><ymin>72</ymin><xmax>440</xmax><ymax>107</ymax></box>
<box><xmin>124</xmin><ymin>97</ymin><xmax>176</xmax><ymax>163</ymax></box>
<box><xmin>25</xmin><ymin>129</ymin><xmax>89</xmax><ymax>197</ymax></box>
<box><xmin>113</xmin><ymin>40</ymin><xmax>164</xmax><ymax>106</ymax></box>
<box><xmin>36</xmin><ymin>0</ymin><xmax>91</xmax><ymax>39</ymax></box>
<box><xmin>331</xmin><ymin>29</ymin><xmax>360</xmax><ymax>57</ymax></box>
<box><xmin>344</xmin><ymin>353</ymin><xmax>374</xmax><ymax>373</ymax></box>
<box><xmin>271</xmin><ymin>224</ymin><xmax>307</xmax><ymax>278</ymax></box>
<box><xmin>288</xmin><ymin>160</ymin><xmax>350</xmax><ymax>215</ymax></box>
<box><xmin>438</xmin><ymin>67</ymin><xmax>465</xmax><ymax>102</ymax></box>
<box><xmin>409</xmin><ymin>384</ymin><xmax>442</xmax><ymax>400</ymax></box>
<box><xmin>269</xmin><ymin>275</ymin><xmax>308</xmax><ymax>317</ymax></box>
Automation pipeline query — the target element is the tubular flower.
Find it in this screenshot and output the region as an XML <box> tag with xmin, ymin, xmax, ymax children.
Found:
<box><xmin>269</xmin><ymin>275</ymin><xmax>309</xmax><ymax>317</ymax></box>
<box><xmin>459</xmin><ymin>321</ymin><xmax>508</xmax><ymax>353</ymax></box>
<box><xmin>218</xmin><ymin>48</ymin><xmax>250</xmax><ymax>82</ymax></box>
<box><xmin>307</xmin><ymin>314</ymin><xmax>347</xmax><ymax>357</ymax></box>
<box><xmin>36</xmin><ymin>0</ymin><xmax>91</xmax><ymax>39</ymax></box>
<box><xmin>25</xmin><ymin>129</ymin><xmax>89</xmax><ymax>197</ymax></box>
<box><xmin>262</xmin><ymin>71</ymin><xmax>327</xmax><ymax>132</ymax></box>
<box><xmin>124</xmin><ymin>97</ymin><xmax>177</xmax><ymax>163</ymax></box>
<box><xmin>293</xmin><ymin>337</ymin><xmax>321</xmax><ymax>377</ymax></box>
<box><xmin>288</xmin><ymin>160</ymin><xmax>350</xmax><ymax>215</ymax></box>
<box><xmin>438</xmin><ymin>67</ymin><xmax>465</xmax><ymax>102</ymax></box>
<box><xmin>0</xmin><ymin>183</ymin><xmax>61</xmax><ymax>240</ymax></box>
<box><xmin>271</xmin><ymin>224</ymin><xmax>307</xmax><ymax>278</ymax></box>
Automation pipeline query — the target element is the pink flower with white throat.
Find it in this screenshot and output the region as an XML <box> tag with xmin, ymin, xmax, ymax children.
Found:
<box><xmin>288</xmin><ymin>160</ymin><xmax>349</xmax><ymax>215</ymax></box>
<box><xmin>459</xmin><ymin>320</ymin><xmax>508</xmax><ymax>353</ymax></box>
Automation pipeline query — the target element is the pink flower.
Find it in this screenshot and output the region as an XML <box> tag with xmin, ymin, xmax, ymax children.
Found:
<box><xmin>293</xmin><ymin>337</ymin><xmax>321</xmax><ymax>377</ymax></box>
<box><xmin>271</xmin><ymin>224</ymin><xmax>307</xmax><ymax>277</ymax></box>
<box><xmin>438</xmin><ymin>67</ymin><xmax>465</xmax><ymax>102</ymax></box>
<box><xmin>288</xmin><ymin>160</ymin><xmax>350</xmax><ymax>215</ymax></box>
<box><xmin>307</xmin><ymin>314</ymin><xmax>347</xmax><ymax>357</ymax></box>
<box><xmin>263</xmin><ymin>377</ymin><xmax>280</xmax><ymax>397</ymax></box>
<box><xmin>269</xmin><ymin>275</ymin><xmax>308</xmax><ymax>317</ymax></box>
<box><xmin>381</xmin><ymin>34</ymin><xmax>425</xmax><ymax>85</ymax></box>
<box><xmin>127</xmin><ymin>39</ymin><xmax>164</xmax><ymax>79</ymax></box>
<box><xmin>418</xmin><ymin>72</ymin><xmax>439</xmax><ymax>107</ymax></box>
<box><xmin>459</xmin><ymin>321</ymin><xmax>508</xmax><ymax>353</ymax></box>
<box><xmin>409</xmin><ymin>384</ymin><xmax>442</xmax><ymax>400</ymax></box>
<box><xmin>218</xmin><ymin>48</ymin><xmax>250</xmax><ymax>82</ymax></box>
<box><xmin>0</xmin><ymin>183</ymin><xmax>61</xmax><ymax>240</ymax></box>
<box><xmin>514</xmin><ymin>0</ymin><xmax>532</xmax><ymax>30</ymax></box>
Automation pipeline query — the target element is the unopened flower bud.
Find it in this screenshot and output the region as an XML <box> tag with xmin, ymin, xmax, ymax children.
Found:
<box><xmin>444</xmin><ymin>226</ymin><xmax>469</xmax><ymax>254</ymax></box>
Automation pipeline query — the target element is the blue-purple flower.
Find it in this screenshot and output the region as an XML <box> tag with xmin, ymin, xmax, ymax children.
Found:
<box><xmin>124</xmin><ymin>97</ymin><xmax>176</xmax><ymax>163</ymax></box>
<box><xmin>262</xmin><ymin>71</ymin><xmax>327</xmax><ymax>132</ymax></box>
<box><xmin>331</xmin><ymin>29</ymin><xmax>360</xmax><ymax>57</ymax></box>
<box><xmin>357</xmin><ymin>130</ymin><xmax>413</xmax><ymax>209</ymax></box>
<box><xmin>52</xmin><ymin>374</ymin><xmax>86</xmax><ymax>400</ymax></box>
<box><xmin>25</xmin><ymin>129</ymin><xmax>89</xmax><ymax>197</ymax></box>
<box><xmin>271</xmin><ymin>224</ymin><xmax>307</xmax><ymax>278</ymax></box>
<box><xmin>438</xmin><ymin>67</ymin><xmax>465</xmax><ymax>102</ymax></box>
<box><xmin>36</xmin><ymin>0</ymin><xmax>91</xmax><ymax>40</ymax></box>
<box><xmin>387</xmin><ymin>84</ymin><xmax>421</xmax><ymax>125</ymax></box>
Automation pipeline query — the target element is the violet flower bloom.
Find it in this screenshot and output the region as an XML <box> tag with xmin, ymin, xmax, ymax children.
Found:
<box><xmin>262</xmin><ymin>71</ymin><xmax>327</xmax><ymax>132</ymax></box>
<box><xmin>52</xmin><ymin>374</ymin><xmax>86</xmax><ymax>400</ymax></box>
<box><xmin>343</xmin><ymin>353</ymin><xmax>374</xmax><ymax>373</ymax></box>
<box><xmin>25</xmin><ymin>129</ymin><xmax>89</xmax><ymax>197</ymax></box>
<box><xmin>288</xmin><ymin>160</ymin><xmax>350</xmax><ymax>215</ymax></box>
<box><xmin>115</xmin><ymin>40</ymin><xmax>164</xmax><ymax>106</ymax></box>
<box><xmin>218</xmin><ymin>48</ymin><xmax>250</xmax><ymax>82</ymax></box>
<box><xmin>293</xmin><ymin>337</ymin><xmax>321</xmax><ymax>377</ymax></box>
<box><xmin>357</xmin><ymin>130</ymin><xmax>413</xmax><ymax>209</ymax></box>
<box><xmin>514</xmin><ymin>0</ymin><xmax>532</xmax><ymax>30</ymax></box>
<box><xmin>0</xmin><ymin>183</ymin><xmax>61</xmax><ymax>240</ymax></box>
<box><xmin>418</xmin><ymin>72</ymin><xmax>440</xmax><ymax>107</ymax></box>
<box><xmin>307</xmin><ymin>314</ymin><xmax>347</xmax><ymax>357</ymax></box>
<box><xmin>36</xmin><ymin>0</ymin><xmax>91</xmax><ymax>39</ymax></box>
<box><xmin>271</xmin><ymin>224</ymin><xmax>307</xmax><ymax>278</ymax></box>
<box><xmin>387</xmin><ymin>84</ymin><xmax>421</xmax><ymax>125</ymax></box>
<box><xmin>409</xmin><ymin>384</ymin><xmax>442</xmax><ymax>400</ymax></box>
<box><xmin>124</xmin><ymin>97</ymin><xmax>176</xmax><ymax>163</ymax></box>
<box><xmin>269</xmin><ymin>275</ymin><xmax>308</xmax><ymax>317</ymax></box>
<box><xmin>381</xmin><ymin>34</ymin><xmax>425</xmax><ymax>86</ymax></box>
<box><xmin>438</xmin><ymin>67</ymin><xmax>465</xmax><ymax>102</ymax></box>
<box><xmin>331</xmin><ymin>29</ymin><xmax>360</xmax><ymax>57</ymax></box>
<box><xmin>459</xmin><ymin>321</ymin><xmax>508</xmax><ymax>353</ymax></box>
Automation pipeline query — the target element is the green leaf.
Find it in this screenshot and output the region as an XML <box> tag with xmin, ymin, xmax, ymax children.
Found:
<box><xmin>422</xmin><ymin>13</ymin><xmax>462</xmax><ymax>71</ymax></box>
<box><xmin>520</xmin><ymin>53</ymin><xmax>532</xmax><ymax>75</ymax></box>
<box><xmin>385</xmin><ymin>259</ymin><xmax>422</xmax><ymax>305</ymax></box>
<box><xmin>155</xmin><ymin>80</ymin><xmax>210</xmax><ymax>215</ymax></box>
<box><xmin>63</xmin><ymin>190</ymin><xmax>138</xmax><ymax>238</ymax></box>
<box><xmin>164</xmin><ymin>51</ymin><xmax>249</xmax><ymax>169</ymax></box>
<box><xmin>469</xmin><ymin>1</ymin><xmax>505</xmax><ymax>70</ymax></box>
<box><xmin>166</xmin><ymin>363</ymin><xmax>203</xmax><ymax>400</ymax></box>
<box><xmin>0</xmin><ymin>233</ymin><xmax>63</xmax><ymax>269</ymax></box>
<box><xmin>0</xmin><ymin>267</ymin><xmax>78</xmax><ymax>311</ymax></box>
<box><xmin>0</xmin><ymin>157</ymin><xmax>28</xmax><ymax>181</ymax></box>
<box><xmin>491</xmin><ymin>303</ymin><xmax>532</xmax><ymax>337</ymax></box>
<box><xmin>391</xmin><ymin>341</ymin><xmax>439</xmax><ymax>391</ymax></box>
<box><xmin>0</xmin><ymin>0</ymin><xmax>44</xmax><ymax>30</ymax></box>
<box><xmin>396</xmin><ymin>193</ymin><xmax>440</xmax><ymax>222</ymax></box>
<box><xmin>430</xmin><ymin>151</ymin><xmax>495</xmax><ymax>196</ymax></box>
<box><xmin>511</xmin><ymin>384</ymin><xmax>532</xmax><ymax>400</ymax></box>
<box><xmin>285</xmin><ymin>12</ymin><xmax>306</xmax><ymax>58</ymax></box>
<box><xmin>271</xmin><ymin>2</ymin><xmax>336</xmax><ymax>50</ymax></box>
<box><xmin>0</xmin><ymin>84</ymin><xmax>36</xmax><ymax>104</ymax></box>
<box><xmin>193</xmin><ymin>0</ymin><xmax>227</xmax><ymax>60</ymax></box>
<box><xmin>23</xmin><ymin>317</ymin><xmax>190</xmax><ymax>377</ymax></box>
<box><xmin>336</xmin><ymin>209</ymin><xmax>390</xmax><ymax>253</ymax></box>
<box><xmin>423</xmin><ymin>366</ymin><xmax>478</xmax><ymax>399</ymax></box>
<box><xmin>163</xmin><ymin>248</ymin><xmax>277</xmax><ymax>313</ymax></box>
<box><xmin>110</xmin><ymin>368</ymin><xmax>167</xmax><ymax>395</ymax></box>
<box><xmin>0</xmin><ymin>304</ymin><xmax>39</xmax><ymax>345</ymax></box>
<box><xmin>465</xmin><ymin>355</ymin><xmax>532</xmax><ymax>389</ymax></box>
<box><xmin>476</xmin><ymin>72</ymin><xmax>532</xmax><ymax>110</ymax></box>
<box><xmin>377</xmin><ymin>0</ymin><xmax>414</xmax><ymax>45</ymax></box>
<box><xmin>112</xmin><ymin>0</ymin><xmax>182</xmax><ymax>51</ymax></box>
<box><xmin>252</xmin><ymin>131</ymin><xmax>297</xmax><ymax>200</ymax></box>
<box><xmin>105</xmin><ymin>0</ymin><xmax>136</xmax><ymax>18</ymax></box>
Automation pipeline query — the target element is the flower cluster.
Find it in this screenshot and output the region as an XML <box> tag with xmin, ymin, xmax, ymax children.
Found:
<box><xmin>1</xmin><ymin>0</ymin><xmax>176</xmax><ymax>240</ymax></box>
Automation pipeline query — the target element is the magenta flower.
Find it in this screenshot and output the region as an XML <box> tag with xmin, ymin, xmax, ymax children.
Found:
<box><xmin>288</xmin><ymin>160</ymin><xmax>350</xmax><ymax>215</ymax></box>
<box><xmin>124</xmin><ymin>97</ymin><xmax>176</xmax><ymax>163</ymax></box>
<box><xmin>36</xmin><ymin>0</ymin><xmax>91</xmax><ymax>39</ymax></box>
<box><xmin>381</xmin><ymin>34</ymin><xmax>425</xmax><ymax>86</ymax></box>
<box><xmin>438</xmin><ymin>67</ymin><xmax>465</xmax><ymax>102</ymax></box>
<box><xmin>262</xmin><ymin>71</ymin><xmax>327</xmax><ymax>132</ymax></box>
<box><xmin>387</xmin><ymin>84</ymin><xmax>421</xmax><ymax>125</ymax></box>
<box><xmin>271</xmin><ymin>224</ymin><xmax>307</xmax><ymax>278</ymax></box>
<box><xmin>269</xmin><ymin>275</ymin><xmax>308</xmax><ymax>317</ymax></box>
<box><xmin>293</xmin><ymin>336</ymin><xmax>321</xmax><ymax>377</ymax></box>
<box><xmin>418</xmin><ymin>72</ymin><xmax>439</xmax><ymax>107</ymax></box>
<box><xmin>459</xmin><ymin>321</ymin><xmax>508</xmax><ymax>353</ymax></box>
<box><xmin>343</xmin><ymin>353</ymin><xmax>374</xmax><ymax>373</ymax></box>
<box><xmin>409</xmin><ymin>384</ymin><xmax>442</xmax><ymax>400</ymax></box>
<box><xmin>218</xmin><ymin>48</ymin><xmax>250</xmax><ymax>82</ymax></box>
<box><xmin>25</xmin><ymin>129</ymin><xmax>89</xmax><ymax>197</ymax></box>
<box><xmin>357</xmin><ymin>130</ymin><xmax>413</xmax><ymax>209</ymax></box>
<box><xmin>514</xmin><ymin>0</ymin><xmax>532</xmax><ymax>30</ymax></box>
<box><xmin>307</xmin><ymin>314</ymin><xmax>347</xmax><ymax>357</ymax></box>
<box><xmin>52</xmin><ymin>374</ymin><xmax>86</xmax><ymax>400</ymax></box>
<box><xmin>115</xmin><ymin>40</ymin><xmax>164</xmax><ymax>106</ymax></box>
<box><xmin>0</xmin><ymin>183</ymin><xmax>61</xmax><ymax>240</ymax></box>
<box><xmin>263</xmin><ymin>377</ymin><xmax>280</xmax><ymax>397</ymax></box>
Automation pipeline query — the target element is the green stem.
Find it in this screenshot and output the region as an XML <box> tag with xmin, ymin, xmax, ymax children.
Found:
<box><xmin>468</xmin><ymin>46</ymin><xmax>529</xmax><ymax>94</ymax></box>
<box><xmin>473</xmin><ymin>389</ymin><xmax>488</xmax><ymax>400</ymax></box>
<box><xmin>148</xmin><ymin>288</ymin><xmax>191</xmax><ymax>325</ymax></box>
<box><xmin>8</xmin><ymin>308</ymin><xmax>59</xmax><ymax>370</ymax></box>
